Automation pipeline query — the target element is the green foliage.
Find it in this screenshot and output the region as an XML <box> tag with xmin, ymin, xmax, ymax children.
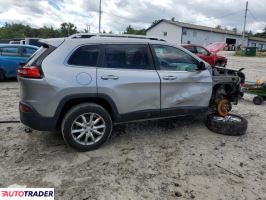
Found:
<box><xmin>123</xmin><ymin>25</ymin><xmax>146</xmax><ymax>35</ymax></box>
<box><xmin>60</xmin><ymin>22</ymin><xmax>77</xmax><ymax>37</ymax></box>
<box><xmin>0</xmin><ymin>22</ymin><xmax>78</xmax><ymax>39</ymax></box>
<box><xmin>254</xmin><ymin>27</ymin><xmax>266</xmax><ymax>38</ymax></box>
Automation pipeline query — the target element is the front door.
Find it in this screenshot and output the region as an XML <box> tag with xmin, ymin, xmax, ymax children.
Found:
<box><xmin>151</xmin><ymin>44</ymin><xmax>212</xmax><ymax>116</ymax></box>
<box><xmin>97</xmin><ymin>44</ymin><xmax>161</xmax><ymax>121</ymax></box>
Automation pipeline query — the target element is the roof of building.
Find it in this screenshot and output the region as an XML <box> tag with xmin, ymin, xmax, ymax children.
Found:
<box><xmin>248</xmin><ymin>36</ymin><xmax>266</xmax><ymax>42</ymax></box>
<box><xmin>146</xmin><ymin>19</ymin><xmax>266</xmax><ymax>43</ymax></box>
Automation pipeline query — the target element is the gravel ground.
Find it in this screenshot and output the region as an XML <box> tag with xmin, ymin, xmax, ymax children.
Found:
<box><xmin>0</xmin><ymin>52</ymin><xmax>266</xmax><ymax>200</ymax></box>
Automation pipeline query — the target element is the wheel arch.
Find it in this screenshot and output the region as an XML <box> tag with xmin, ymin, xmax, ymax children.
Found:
<box><xmin>55</xmin><ymin>94</ymin><xmax>119</xmax><ymax>129</ymax></box>
<box><xmin>211</xmin><ymin>83</ymin><xmax>237</xmax><ymax>102</ymax></box>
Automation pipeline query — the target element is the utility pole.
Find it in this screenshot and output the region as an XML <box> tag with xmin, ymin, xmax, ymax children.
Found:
<box><xmin>99</xmin><ymin>0</ymin><xmax>102</xmax><ymax>33</ymax></box>
<box><xmin>242</xmin><ymin>1</ymin><xmax>248</xmax><ymax>48</ymax></box>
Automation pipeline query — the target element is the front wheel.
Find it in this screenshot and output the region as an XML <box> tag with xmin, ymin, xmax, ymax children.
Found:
<box><xmin>61</xmin><ymin>103</ymin><xmax>112</xmax><ymax>151</ymax></box>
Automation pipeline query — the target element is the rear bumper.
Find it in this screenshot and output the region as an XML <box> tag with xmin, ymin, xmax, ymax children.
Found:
<box><xmin>19</xmin><ymin>102</ymin><xmax>56</xmax><ymax>131</ymax></box>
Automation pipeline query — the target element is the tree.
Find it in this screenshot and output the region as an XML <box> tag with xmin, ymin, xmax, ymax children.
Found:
<box><xmin>60</xmin><ymin>22</ymin><xmax>77</xmax><ymax>37</ymax></box>
<box><xmin>232</xmin><ymin>27</ymin><xmax>237</xmax><ymax>33</ymax></box>
<box><xmin>215</xmin><ymin>25</ymin><xmax>222</xmax><ymax>29</ymax></box>
<box><xmin>254</xmin><ymin>27</ymin><xmax>266</xmax><ymax>38</ymax></box>
<box><xmin>123</xmin><ymin>25</ymin><xmax>145</xmax><ymax>35</ymax></box>
<box><xmin>0</xmin><ymin>22</ymin><xmax>79</xmax><ymax>39</ymax></box>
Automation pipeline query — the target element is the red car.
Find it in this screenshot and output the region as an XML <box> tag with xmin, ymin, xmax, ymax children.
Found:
<box><xmin>182</xmin><ymin>42</ymin><xmax>227</xmax><ymax>67</ymax></box>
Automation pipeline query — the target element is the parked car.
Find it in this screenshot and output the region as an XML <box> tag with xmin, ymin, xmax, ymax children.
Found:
<box><xmin>17</xmin><ymin>34</ymin><xmax>245</xmax><ymax>151</ymax></box>
<box><xmin>9</xmin><ymin>38</ymin><xmax>42</xmax><ymax>47</ymax></box>
<box><xmin>181</xmin><ymin>42</ymin><xmax>227</xmax><ymax>67</ymax></box>
<box><xmin>0</xmin><ymin>44</ymin><xmax>38</xmax><ymax>81</ymax></box>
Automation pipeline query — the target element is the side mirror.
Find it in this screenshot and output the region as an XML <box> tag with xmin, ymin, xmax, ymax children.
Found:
<box><xmin>198</xmin><ymin>61</ymin><xmax>206</xmax><ymax>70</ymax></box>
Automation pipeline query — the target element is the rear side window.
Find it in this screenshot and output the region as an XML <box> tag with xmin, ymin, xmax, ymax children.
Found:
<box><xmin>104</xmin><ymin>44</ymin><xmax>152</xmax><ymax>70</ymax></box>
<box><xmin>27</xmin><ymin>46</ymin><xmax>47</xmax><ymax>66</ymax></box>
<box><xmin>26</xmin><ymin>45</ymin><xmax>55</xmax><ymax>67</ymax></box>
<box><xmin>68</xmin><ymin>45</ymin><xmax>100</xmax><ymax>67</ymax></box>
<box><xmin>0</xmin><ymin>47</ymin><xmax>20</xmax><ymax>57</ymax></box>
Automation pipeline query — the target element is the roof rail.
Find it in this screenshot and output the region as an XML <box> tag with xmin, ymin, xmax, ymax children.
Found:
<box><xmin>69</xmin><ymin>33</ymin><xmax>166</xmax><ymax>42</ymax></box>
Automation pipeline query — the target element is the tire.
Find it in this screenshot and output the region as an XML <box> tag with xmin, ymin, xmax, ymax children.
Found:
<box><xmin>206</xmin><ymin>114</ymin><xmax>248</xmax><ymax>136</ymax></box>
<box><xmin>239</xmin><ymin>91</ymin><xmax>244</xmax><ymax>98</ymax></box>
<box><xmin>0</xmin><ymin>70</ymin><xmax>5</xmax><ymax>82</ymax></box>
<box><xmin>253</xmin><ymin>96</ymin><xmax>264</xmax><ymax>105</ymax></box>
<box><xmin>61</xmin><ymin>103</ymin><xmax>112</xmax><ymax>151</ymax></box>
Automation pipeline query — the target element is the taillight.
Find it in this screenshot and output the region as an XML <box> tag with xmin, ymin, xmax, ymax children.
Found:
<box><xmin>17</xmin><ymin>66</ymin><xmax>42</xmax><ymax>79</ymax></box>
<box><xmin>19</xmin><ymin>102</ymin><xmax>32</xmax><ymax>113</ymax></box>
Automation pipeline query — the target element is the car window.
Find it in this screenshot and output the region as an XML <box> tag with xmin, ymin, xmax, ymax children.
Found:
<box><xmin>104</xmin><ymin>44</ymin><xmax>152</xmax><ymax>70</ymax></box>
<box><xmin>23</xmin><ymin>47</ymin><xmax>37</xmax><ymax>57</ymax></box>
<box><xmin>183</xmin><ymin>46</ymin><xmax>197</xmax><ymax>53</ymax></box>
<box><xmin>0</xmin><ymin>47</ymin><xmax>20</xmax><ymax>57</ymax></box>
<box><xmin>153</xmin><ymin>45</ymin><xmax>198</xmax><ymax>71</ymax></box>
<box><xmin>68</xmin><ymin>45</ymin><xmax>100</xmax><ymax>67</ymax></box>
<box><xmin>196</xmin><ymin>47</ymin><xmax>209</xmax><ymax>56</ymax></box>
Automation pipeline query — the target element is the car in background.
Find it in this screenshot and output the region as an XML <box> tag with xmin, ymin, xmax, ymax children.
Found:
<box><xmin>0</xmin><ymin>44</ymin><xmax>38</xmax><ymax>81</ymax></box>
<box><xmin>182</xmin><ymin>42</ymin><xmax>227</xmax><ymax>67</ymax></box>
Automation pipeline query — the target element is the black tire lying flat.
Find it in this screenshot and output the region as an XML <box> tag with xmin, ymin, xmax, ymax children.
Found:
<box><xmin>61</xmin><ymin>103</ymin><xmax>112</xmax><ymax>151</ymax></box>
<box><xmin>206</xmin><ymin>114</ymin><xmax>248</xmax><ymax>136</ymax></box>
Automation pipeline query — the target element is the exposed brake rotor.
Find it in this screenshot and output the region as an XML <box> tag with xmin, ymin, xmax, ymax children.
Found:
<box><xmin>217</xmin><ymin>98</ymin><xmax>231</xmax><ymax>117</ymax></box>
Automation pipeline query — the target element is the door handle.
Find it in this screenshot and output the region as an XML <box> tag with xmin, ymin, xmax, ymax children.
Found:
<box><xmin>101</xmin><ymin>75</ymin><xmax>119</xmax><ymax>80</ymax></box>
<box><xmin>163</xmin><ymin>75</ymin><xmax>177</xmax><ymax>80</ymax></box>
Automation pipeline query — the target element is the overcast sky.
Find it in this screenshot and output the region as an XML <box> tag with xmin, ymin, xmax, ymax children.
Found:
<box><xmin>0</xmin><ymin>0</ymin><xmax>265</xmax><ymax>34</ymax></box>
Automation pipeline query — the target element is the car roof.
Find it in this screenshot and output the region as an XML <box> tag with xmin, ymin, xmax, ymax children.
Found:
<box><xmin>0</xmin><ymin>44</ymin><xmax>39</xmax><ymax>49</ymax></box>
<box><xmin>65</xmin><ymin>33</ymin><xmax>168</xmax><ymax>45</ymax></box>
<box><xmin>40</xmin><ymin>35</ymin><xmax>171</xmax><ymax>47</ymax></box>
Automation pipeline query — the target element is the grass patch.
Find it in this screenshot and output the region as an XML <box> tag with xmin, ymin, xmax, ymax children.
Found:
<box><xmin>234</xmin><ymin>50</ymin><xmax>266</xmax><ymax>57</ymax></box>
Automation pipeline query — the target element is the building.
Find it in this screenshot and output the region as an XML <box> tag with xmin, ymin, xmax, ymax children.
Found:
<box><xmin>146</xmin><ymin>19</ymin><xmax>266</xmax><ymax>50</ymax></box>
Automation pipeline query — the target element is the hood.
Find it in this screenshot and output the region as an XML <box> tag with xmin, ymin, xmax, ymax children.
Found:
<box><xmin>205</xmin><ymin>42</ymin><xmax>226</xmax><ymax>54</ymax></box>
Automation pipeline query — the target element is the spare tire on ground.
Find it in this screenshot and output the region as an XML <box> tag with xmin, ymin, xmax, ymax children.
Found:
<box><xmin>206</xmin><ymin>114</ymin><xmax>248</xmax><ymax>136</ymax></box>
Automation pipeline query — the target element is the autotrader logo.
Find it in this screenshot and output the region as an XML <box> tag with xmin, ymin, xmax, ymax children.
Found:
<box><xmin>0</xmin><ymin>188</ymin><xmax>54</xmax><ymax>200</ymax></box>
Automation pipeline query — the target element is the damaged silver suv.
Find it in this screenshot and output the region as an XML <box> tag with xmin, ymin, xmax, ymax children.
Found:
<box><xmin>17</xmin><ymin>34</ymin><xmax>245</xmax><ymax>151</ymax></box>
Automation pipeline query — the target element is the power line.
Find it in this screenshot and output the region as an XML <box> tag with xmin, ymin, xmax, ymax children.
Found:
<box><xmin>248</xmin><ymin>9</ymin><xmax>266</xmax><ymax>26</ymax></box>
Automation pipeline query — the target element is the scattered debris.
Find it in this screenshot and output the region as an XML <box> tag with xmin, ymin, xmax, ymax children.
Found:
<box><xmin>215</xmin><ymin>164</ymin><xmax>244</xmax><ymax>178</ymax></box>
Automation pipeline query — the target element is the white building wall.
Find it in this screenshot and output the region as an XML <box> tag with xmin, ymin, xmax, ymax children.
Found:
<box><xmin>248</xmin><ymin>40</ymin><xmax>266</xmax><ymax>50</ymax></box>
<box><xmin>147</xmin><ymin>22</ymin><xmax>266</xmax><ymax>49</ymax></box>
<box><xmin>181</xmin><ymin>28</ymin><xmax>247</xmax><ymax>46</ymax></box>
<box><xmin>146</xmin><ymin>22</ymin><xmax>182</xmax><ymax>45</ymax></box>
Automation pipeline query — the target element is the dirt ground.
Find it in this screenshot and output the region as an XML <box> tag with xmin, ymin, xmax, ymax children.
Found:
<box><xmin>0</xmin><ymin>52</ymin><xmax>266</xmax><ymax>200</ymax></box>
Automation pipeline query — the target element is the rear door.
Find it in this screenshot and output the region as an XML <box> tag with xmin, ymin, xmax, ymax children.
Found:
<box><xmin>151</xmin><ymin>44</ymin><xmax>212</xmax><ymax>116</ymax></box>
<box><xmin>97</xmin><ymin>44</ymin><xmax>160</xmax><ymax>121</ymax></box>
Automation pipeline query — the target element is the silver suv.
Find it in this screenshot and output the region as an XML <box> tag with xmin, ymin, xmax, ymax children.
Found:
<box><xmin>17</xmin><ymin>33</ymin><xmax>244</xmax><ymax>151</ymax></box>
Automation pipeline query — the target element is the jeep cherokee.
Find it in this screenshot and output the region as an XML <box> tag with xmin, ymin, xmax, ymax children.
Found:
<box><xmin>17</xmin><ymin>34</ymin><xmax>245</xmax><ymax>151</ymax></box>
